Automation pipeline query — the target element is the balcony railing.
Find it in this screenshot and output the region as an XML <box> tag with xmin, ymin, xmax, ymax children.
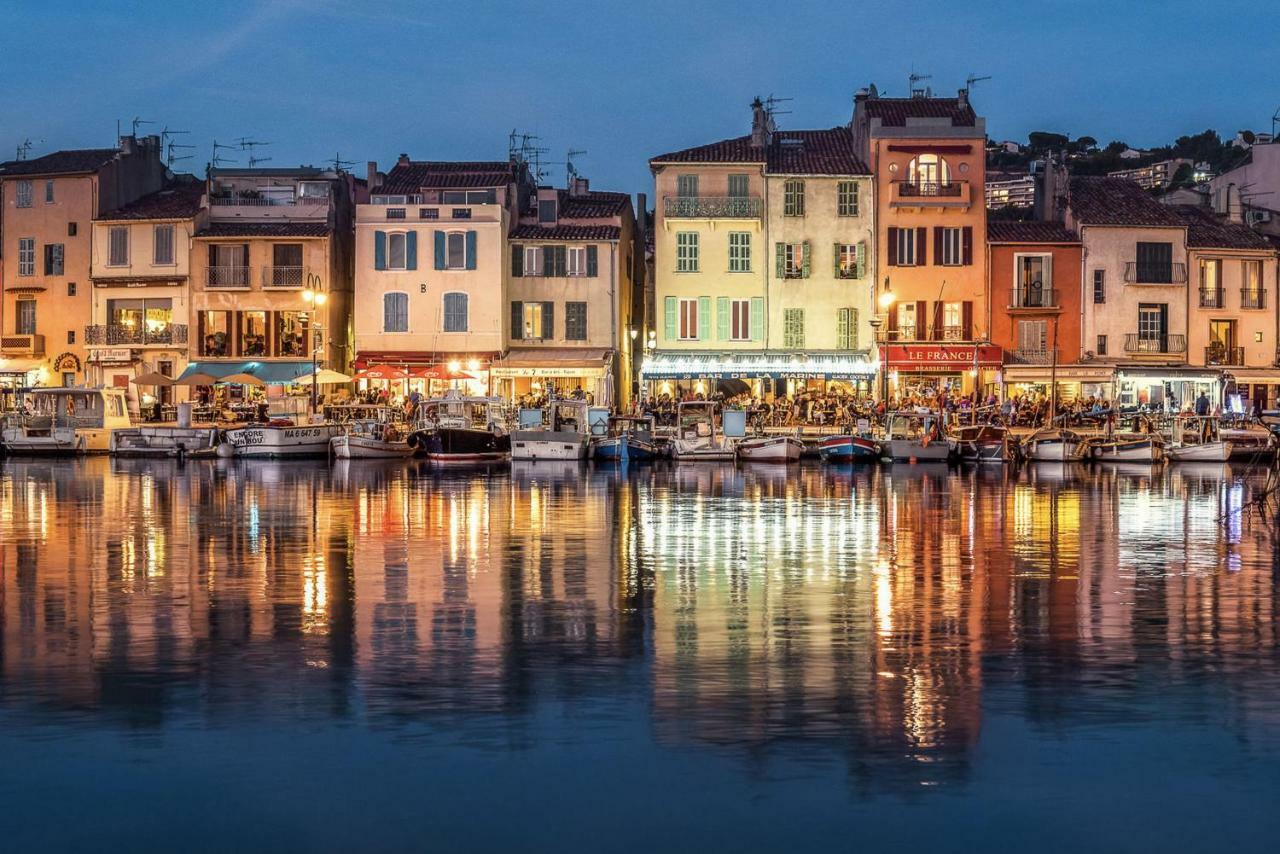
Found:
<box><xmin>896</xmin><ymin>180</ymin><xmax>963</xmax><ymax>198</ymax></box>
<box><xmin>262</xmin><ymin>266</ymin><xmax>305</xmax><ymax>288</ymax></box>
<box><xmin>208</xmin><ymin>194</ymin><xmax>299</xmax><ymax>207</ymax></box>
<box><xmin>938</xmin><ymin>325</ymin><xmax>966</xmax><ymax>341</ymax></box>
<box><xmin>206</xmin><ymin>266</ymin><xmax>250</xmax><ymax>288</ymax></box>
<box><xmin>1011</xmin><ymin>348</ymin><xmax>1053</xmax><ymax>364</ymax></box>
<box><xmin>85</xmin><ymin>324</ymin><xmax>188</xmax><ymax>346</ymax></box>
<box><xmin>664</xmin><ymin>196</ymin><xmax>762</xmax><ymax>218</ymax></box>
<box><xmin>1123</xmin><ymin>262</ymin><xmax>1187</xmax><ymax>284</ymax></box>
<box><xmin>890</xmin><ymin>325</ymin><xmax>919</xmax><ymax>341</ymax></box>
<box><xmin>0</xmin><ymin>333</ymin><xmax>44</xmax><ymax>355</ymax></box>
<box><xmin>1241</xmin><ymin>288</ymin><xmax>1267</xmax><ymax>309</ymax></box>
<box><xmin>1123</xmin><ymin>333</ymin><xmax>1186</xmax><ymax>354</ymax></box>
<box><xmin>1009</xmin><ymin>288</ymin><xmax>1058</xmax><ymax>309</ymax></box>
<box><xmin>1205</xmin><ymin>345</ymin><xmax>1244</xmax><ymax>366</ymax></box>
<box><xmin>1198</xmin><ymin>287</ymin><xmax>1224</xmax><ymax>308</ymax></box>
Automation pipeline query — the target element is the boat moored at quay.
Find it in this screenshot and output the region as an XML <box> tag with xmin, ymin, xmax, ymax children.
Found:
<box><xmin>221</xmin><ymin>421</ymin><xmax>344</xmax><ymax>458</ymax></box>
<box><xmin>409</xmin><ymin>392</ymin><xmax>510</xmax><ymax>464</ymax></box>
<box><xmin>1</xmin><ymin>388</ymin><xmax>132</xmax><ymax>455</ymax></box>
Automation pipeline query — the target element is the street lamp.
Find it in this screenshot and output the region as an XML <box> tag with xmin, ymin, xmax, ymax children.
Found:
<box><xmin>877</xmin><ymin>278</ymin><xmax>896</xmax><ymax>404</ymax></box>
<box><xmin>301</xmin><ymin>290</ymin><xmax>327</xmax><ymax>416</ymax></box>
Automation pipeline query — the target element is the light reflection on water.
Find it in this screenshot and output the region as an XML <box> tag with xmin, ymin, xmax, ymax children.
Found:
<box><xmin>2</xmin><ymin>458</ymin><xmax>1280</xmax><ymax>851</ymax></box>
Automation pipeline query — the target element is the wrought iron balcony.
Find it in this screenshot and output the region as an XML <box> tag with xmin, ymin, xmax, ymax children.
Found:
<box><xmin>1123</xmin><ymin>333</ymin><xmax>1186</xmax><ymax>354</ymax></box>
<box><xmin>889</xmin><ymin>325</ymin><xmax>919</xmax><ymax>341</ymax></box>
<box><xmin>1009</xmin><ymin>288</ymin><xmax>1058</xmax><ymax>309</ymax></box>
<box><xmin>206</xmin><ymin>266</ymin><xmax>250</xmax><ymax>288</ymax></box>
<box><xmin>85</xmin><ymin>323</ymin><xmax>188</xmax><ymax>346</ymax></box>
<box><xmin>1198</xmin><ymin>287</ymin><xmax>1224</xmax><ymax>308</ymax></box>
<box><xmin>1123</xmin><ymin>262</ymin><xmax>1187</xmax><ymax>284</ymax></box>
<box><xmin>1241</xmin><ymin>288</ymin><xmax>1267</xmax><ymax>309</ymax></box>
<box><xmin>664</xmin><ymin>196</ymin><xmax>762</xmax><ymax>218</ymax></box>
<box><xmin>896</xmin><ymin>180</ymin><xmax>963</xmax><ymax>198</ymax></box>
<box><xmin>0</xmin><ymin>333</ymin><xmax>44</xmax><ymax>355</ymax></box>
<box><xmin>1011</xmin><ymin>348</ymin><xmax>1053</xmax><ymax>364</ymax></box>
<box><xmin>938</xmin><ymin>325</ymin><xmax>966</xmax><ymax>341</ymax></box>
<box><xmin>1205</xmin><ymin>345</ymin><xmax>1244</xmax><ymax>366</ymax></box>
<box><xmin>262</xmin><ymin>266</ymin><xmax>306</xmax><ymax>288</ymax></box>
<box><xmin>892</xmin><ymin>180</ymin><xmax>971</xmax><ymax>207</ymax></box>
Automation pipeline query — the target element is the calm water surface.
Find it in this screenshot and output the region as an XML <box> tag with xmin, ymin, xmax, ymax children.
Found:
<box><xmin>2</xmin><ymin>458</ymin><xmax>1279</xmax><ymax>852</ymax></box>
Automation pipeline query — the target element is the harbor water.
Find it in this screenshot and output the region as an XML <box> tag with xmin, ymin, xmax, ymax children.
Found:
<box><xmin>2</xmin><ymin>458</ymin><xmax>1279</xmax><ymax>851</ymax></box>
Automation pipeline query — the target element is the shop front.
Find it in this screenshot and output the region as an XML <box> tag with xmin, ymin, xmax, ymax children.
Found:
<box><xmin>491</xmin><ymin>347</ymin><xmax>614</xmax><ymax>406</ymax></box>
<box><xmin>1113</xmin><ymin>367</ymin><xmax>1223</xmax><ymax>413</ymax></box>
<box><xmin>1221</xmin><ymin>368</ymin><xmax>1280</xmax><ymax>415</ymax></box>
<box><xmin>0</xmin><ymin>357</ymin><xmax>44</xmax><ymax>411</ymax></box>
<box><xmin>878</xmin><ymin>343</ymin><xmax>1003</xmax><ymax>400</ymax></box>
<box><xmin>175</xmin><ymin>360</ymin><xmax>322</xmax><ymax>415</ymax></box>
<box><xmin>352</xmin><ymin>350</ymin><xmax>498</xmax><ymax>399</ymax></box>
<box><xmin>1001</xmin><ymin>364</ymin><xmax>1117</xmax><ymax>403</ymax></box>
<box><xmin>639</xmin><ymin>351</ymin><xmax>877</xmax><ymax>401</ymax></box>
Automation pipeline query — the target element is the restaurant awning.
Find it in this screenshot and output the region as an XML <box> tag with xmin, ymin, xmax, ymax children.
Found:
<box><xmin>1002</xmin><ymin>364</ymin><xmax>1117</xmax><ymax>383</ymax></box>
<box><xmin>353</xmin><ymin>351</ymin><xmax>500</xmax><ymax>369</ymax></box>
<box><xmin>640</xmin><ymin>351</ymin><xmax>876</xmax><ymax>380</ymax></box>
<box><xmin>491</xmin><ymin>348</ymin><xmax>611</xmax><ymax>378</ymax></box>
<box><xmin>879</xmin><ymin>343</ymin><xmax>1003</xmax><ymax>370</ymax></box>
<box><xmin>0</xmin><ymin>358</ymin><xmax>44</xmax><ymax>374</ymax></box>
<box><xmin>176</xmin><ymin>360</ymin><xmax>317</xmax><ymax>384</ymax></box>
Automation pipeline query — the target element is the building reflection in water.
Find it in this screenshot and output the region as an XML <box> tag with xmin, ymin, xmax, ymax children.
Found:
<box><xmin>1</xmin><ymin>458</ymin><xmax>1278</xmax><ymax>785</ymax></box>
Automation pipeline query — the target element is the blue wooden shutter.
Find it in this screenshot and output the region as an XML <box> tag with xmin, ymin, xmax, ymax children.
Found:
<box><xmin>511</xmin><ymin>301</ymin><xmax>524</xmax><ymax>340</ymax></box>
<box><xmin>586</xmin><ymin>245</ymin><xmax>598</xmax><ymax>277</ymax></box>
<box><xmin>465</xmin><ymin>230</ymin><xmax>477</xmax><ymax>270</ymax></box>
<box><xmin>664</xmin><ymin>296</ymin><xmax>677</xmax><ymax>340</ymax></box>
<box><xmin>374</xmin><ymin>231</ymin><xmax>387</xmax><ymax>270</ymax></box>
<box><xmin>697</xmin><ymin>296</ymin><xmax>711</xmax><ymax>340</ymax></box>
<box><xmin>405</xmin><ymin>230</ymin><xmax>418</xmax><ymax>270</ymax></box>
<box><xmin>433</xmin><ymin>231</ymin><xmax>446</xmax><ymax>270</ymax></box>
<box><xmin>750</xmin><ymin>297</ymin><xmax>764</xmax><ymax>341</ymax></box>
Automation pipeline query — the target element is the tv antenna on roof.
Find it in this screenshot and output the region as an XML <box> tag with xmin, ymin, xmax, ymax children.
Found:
<box><xmin>166</xmin><ymin>140</ymin><xmax>195</xmax><ymax>167</ymax></box>
<box><xmin>211</xmin><ymin>139</ymin><xmax>240</xmax><ymax>167</ymax></box>
<box><xmin>1272</xmin><ymin>107</ymin><xmax>1280</xmax><ymax>140</ymax></box>
<box><xmin>329</xmin><ymin>152</ymin><xmax>356</xmax><ymax>172</ymax></box>
<box><xmin>131</xmin><ymin>116</ymin><xmax>155</xmax><ymax>136</ymax></box>
<box><xmin>909</xmin><ymin>70</ymin><xmax>932</xmax><ymax>97</ymax></box>
<box><xmin>566</xmin><ymin>148</ymin><xmax>587</xmax><ymax>185</ymax></box>
<box><xmin>965</xmin><ymin>73</ymin><xmax>992</xmax><ymax>93</ymax></box>
<box><xmin>15</xmin><ymin>138</ymin><xmax>36</xmax><ymax>160</ymax></box>
<box><xmin>161</xmin><ymin>126</ymin><xmax>190</xmax><ymax>146</ymax></box>
<box><xmin>237</xmin><ymin>138</ymin><xmax>272</xmax><ymax>167</ymax></box>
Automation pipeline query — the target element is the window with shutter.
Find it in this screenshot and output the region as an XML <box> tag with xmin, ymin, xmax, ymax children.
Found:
<box><xmin>729</xmin><ymin>299</ymin><xmax>751</xmax><ymax>341</ymax></box>
<box><xmin>511</xmin><ymin>244</ymin><xmax>524</xmax><ymax>277</ymax></box>
<box><xmin>154</xmin><ymin>225</ymin><xmax>174</xmax><ymax>265</ymax></box>
<box><xmin>567</xmin><ymin>246</ymin><xmax>587</xmax><ymax>276</ymax></box>
<box><xmin>784</xmin><ymin>180</ymin><xmax>805</xmax><ymax>216</ymax></box>
<box><xmin>383</xmin><ymin>293</ymin><xmax>408</xmax><ymax>332</ymax></box>
<box><xmin>511</xmin><ymin>301</ymin><xmax>524</xmax><ymax>340</ymax></box>
<box><xmin>676</xmin><ymin>232</ymin><xmax>699</xmax><ymax>272</ymax></box>
<box><xmin>728</xmin><ymin>232</ymin><xmax>751</xmax><ymax>272</ymax></box>
<box><xmin>781</xmin><ymin>243</ymin><xmax>806</xmax><ymax>278</ymax></box>
<box><xmin>541</xmin><ymin>301</ymin><xmax>555</xmax><ymax>340</ymax></box>
<box><xmin>664</xmin><ymin>296</ymin><xmax>678</xmax><ymax>341</ymax></box>
<box><xmin>108</xmin><ymin>226</ymin><xmax>129</xmax><ymax>266</ymax></box>
<box><xmin>565</xmin><ymin>302</ymin><xmax>587</xmax><ymax>340</ymax></box>
<box><xmin>837</xmin><ymin>307</ymin><xmax>858</xmax><ymax>350</ymax></box>
<box><xmin>446</xmin><ymin>232</ymin><xmax>466</xmax><ymax>269</ymax></box>
<box><xmin>784</xmin><ymin>308</ymin><xmax>805</xmax><ymax>349</ymax></box>
<box><xmin>521</xmin><ymin>302</ymin><xmax>545</xmax><ymax>340</ymax></box>
<box><xmin>585</xmin><ymin>245</ymin><xmax>598</xmax><ymax>277</ymax></box>
<box><xmin>677</xmin><ymin>298</ymin><xmax>699</xmax><ymax>340</ymax></box>
<box><xmin>728</xmin><ymin>174</ymin><xmax>749</xmax><ymax>198</ymax></box>
<box><xmin>750</xmin><ymin>297</ymin><xmax>764</xmax><ymax>341</ymax></box>
<box><xmin>836</xmin><ymin>244</ymin><xmax>859</xmax><ymax>278</ymax></box>
<box><xmin>443</xmin><ymin>292</ymin><xmax>468</xmax><ymax>332</ymax></box>
<box><xmin>676</xmin><ymin>175</ymin><xmax>699</xmax><ymax>198</ymax></box>
<box><xmin>837</xmin><ymin>181</ymin><xmax>858</xmax><ymax>216</ymax></box>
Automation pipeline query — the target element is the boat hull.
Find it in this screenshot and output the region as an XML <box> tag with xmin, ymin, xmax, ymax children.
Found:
<box><xmin>671</xmin><ymin>438</ymin><xmax>736</xmax><ymax>461</ymax></box>
<box><xmin>511</xmin><ymin>429</ymin><xmax>588</xmax><ymax>461</ymax></box>
<box><xmin>223</xmin><ymin>424</ymin><xmax>342</xmax><ymax>457</ymax></box>
<box><xmin>1087</xmin><ymin>438</ymin><xmax>1165</xmax><ymax>463</ymax></box>
<box><xmin>593</xmin><ymin>436</ymin><xmax>657</xmax><ymax>461</ymax></box>
<box><xmin>737</xmin><ymin>437</ymin><xmax>803</xmax><ymax>462</ymax></box>
<box><xmin>885</xmin><ymin>438</ymin><xmax>951</xmax><ymax>461</ymax></box>
<box><xmin>0</xmin><ymin>426</ymin><xmax>110</xmax><ymax>454</ymax></box>
<box><xmin>1024</xmin><ymin>439</ymin><xmax>1080</xmax><ymax>462</ymax></box>
<box><xmin>1167</xmin><ymin>441</ymin><xmax>1232</xmax><ymax>462</ymax></box>
<box><xmin>416</xmin><ymin>427</ymin><xmax>510</xmax><ymax>463</ymax></box>
<box><xmin>331</xmin><ymin>435</ymin><xmax>415</xmax><ymax>459</ymax></box>
<box><xmin>818</xmin><ymin>435</ymin><xmax>880</xmax><ymax>462</ymax></box>
<box><xmin>110</xmin><ymin>427</ymin><xmax>219</xmax><ymax>458</ymax></box>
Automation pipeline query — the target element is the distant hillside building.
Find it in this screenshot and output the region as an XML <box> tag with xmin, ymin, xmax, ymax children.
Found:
<box><xmin>985</xmin><ymin>171</ymin><xmax>1036</xmax><ymax>209</ymax></box>
<box><xmin>1107</xmin><ymin>158</ymin><xmax>1191</xmax><ymax>190</ymax></box>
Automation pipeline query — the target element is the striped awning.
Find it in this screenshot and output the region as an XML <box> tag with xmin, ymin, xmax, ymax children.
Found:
<box><xmin>641</xmin><ymin>351</ymin><xmax>876</xmax><ymax>380</ymax></box>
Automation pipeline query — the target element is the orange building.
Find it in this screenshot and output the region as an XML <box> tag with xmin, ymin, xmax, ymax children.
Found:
<box><xmin>986</xmin><ymin>221</ymin><xmax>1085</xmax><ymax>398</ymax></box>
<box><xmin>852</xmin><ymin>85</ymin><xmax>994</xmax><ymax>397</ymax></box>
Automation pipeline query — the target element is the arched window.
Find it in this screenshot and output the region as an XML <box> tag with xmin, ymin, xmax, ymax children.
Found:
<box><xmin>907</xmin><ymin>154</ymin><xmax>951</xmax><ymax>193</ymax></box>
<box><xmin>442</xmin><ymin>292</ymin><xmax>468</xmax><ymax>332</ymax></box>
<box><xmin>383</xmin><ymin>292</ymin><xmax>408</xmax><ymax>332</ymax></box>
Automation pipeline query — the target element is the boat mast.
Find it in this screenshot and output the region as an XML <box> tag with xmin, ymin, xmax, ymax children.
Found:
<box><xmin>1048</xmin><ymin>316</ymin><xmax>1059</xmax><ymax>429</ymax></box>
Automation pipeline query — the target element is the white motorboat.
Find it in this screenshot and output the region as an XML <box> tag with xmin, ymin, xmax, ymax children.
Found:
<box><xmin>331</xmin><ymin>420</ymin><xmax>414</xmax><ymax>459</ymax></box>
<box><xmin>111</xmin><ymin>426</ymin><xmax>219</xmax><ymax>458</ymax></box>
<box><xmin>1</xmin><ymin>387</ymin><xmax>131</xmax><ymax>454</ymax></box>
<box><xmin>1021</xmin><ymin>427</ymin><xmax>1083</xmax><ymax>462</ymax></box>
<box><xmin>1083</xmin><ymin>434</ymin><xmax>1165</xmax><ymax>463</ymax></box>
<box><xmin>510</xmin><ymin>399</ymin><xmax>590</xmax><ymax>461</ymax></box>
<box><xmin>1165</xmin><ymin>416</ymin><xmax>1232</xmax><ymax>463</ymax></box>
<box><xmin>736</xmin><ymin>435</ymin><xmax>803</xmax><ymax>463</ymax></box>
<box><xmin>222</xmin><ymin>421</ymin><xmax>342</xmax><ymax>457</ymax></box>
<box><xmin>882</xmin><ymin>411</ymin><xmax>951</xmax><ymax>462</ymax></box>
<box><xmin>671</xmin><ymin>401</ymin><xmax>738</xmax><ymax>461</ymax></box>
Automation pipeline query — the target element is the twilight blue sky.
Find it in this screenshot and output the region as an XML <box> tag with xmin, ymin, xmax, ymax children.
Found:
<box><xmin>3</xmin><ymin>0</ymin><xmax>1279</xmax><ymax>200</ymax></box>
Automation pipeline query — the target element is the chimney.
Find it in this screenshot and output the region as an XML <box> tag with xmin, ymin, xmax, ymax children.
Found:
<box><xmin>397</xmin><ymin>152</ymin><xmax>410</xmax><ymax>167</ymax></box>
<box><xmin>366</xmin><ymin>161</ymin><xmax>381</xmax><ymax>191</ymax></box>
<box><xmin>957</xmin><ymin>87</ymin><xmax>969</xmax><ymax>108</ymax></box>
<box><xmin>1227</xmin><ymin>183</ymin><xmax>1245</xmax><ymax>224</ymax></box>
<box><xmin>750</xmin><ymin>97</ymin><xmax>771</xmax><ymax>148</ymax></box>
<box><xmin>118</xmin><ymin>135</ymin><xmax>136</xmax><ymax>154</ymax></box>
<box><xmin>570</xmin><ymin>176</ymin><xmax>590</xmax><ymax>197</ymax></box>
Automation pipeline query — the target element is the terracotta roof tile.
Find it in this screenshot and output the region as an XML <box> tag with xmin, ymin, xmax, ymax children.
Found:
<box><xmin>1068</xmin><ymin>176</ymin><xmax>1184</xmax><ymax>227</ymax></box>
<box><xmin>197</xmin><ymin>222</ymin><xmax>329</xmax><ymax>238</ymax></box>
<box><xmin>380</xmin><ymin>160</ymin><xmax>515</xmax><ymax>194</ymax></box>
<box><xmin>510</xmin><ymin>224</ymin><xmax>621</xmax><ymax>241</ymax></box>
<box><xmin>559</xmin><ymin>189</ymin><xmax>631</xmax><ymax>218</ymax></box>
<box><xmin>1172</xmin><ymin>205</ymin><xmax>1274</xmax><ymax>250</ymax></box>
<box><xmin>862</xmin><ymin>97</ymin><xmax>978</xmax><ymax>128</ymax></box>
<box><xmin>98</xmin><ymin>181</ymin><xmax>204</xmax><ymax>221</ymax></box>
<box><xmin>987</xmin><ymin>221</ymin><xmax>1079</xmax><ymax>243</ymax></box>
<box><xmin>650</xmin><ymin>128</ymin><xmax>868</xmax><ymax>174</ymax></box>
<box><xmin>0</xmin><ymin>148</ymin><xmax>119</xmax><ymax>177</ymax></box>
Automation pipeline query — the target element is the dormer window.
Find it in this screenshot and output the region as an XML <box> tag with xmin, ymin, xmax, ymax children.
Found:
<box><xmin>538</xmin><ymin>198</ymin><xmax>558</xmax><ymax>223</ymax></box>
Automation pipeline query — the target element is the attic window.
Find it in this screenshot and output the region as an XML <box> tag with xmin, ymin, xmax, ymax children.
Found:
<box><xmin>538</xmin><ymin>199</ymin><xmax>557</xmax><ymax>223</ymax></box>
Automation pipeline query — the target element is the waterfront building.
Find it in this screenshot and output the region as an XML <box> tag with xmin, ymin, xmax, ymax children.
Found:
<box><xmin>86</xmin><ymin>180</ymin><xmax>204</xmax><ymax>411</ymax></box>
<box><xmin>852</xmin><ymin>86</ymin><xmax>996</xmax><ymax>398</ymax></box>
<box><xmin>986</xmin><ymin>221</ymin><xmax>1087</xmax><ymax>399</ymax></box>
<box><xmin>502</xmin><ymin>177</ymin><xmax>640</xmax><ymax>406</ymax></box>
<box><xmin>0</xmin><ymin>137</ymin><xmax>166</xmax><ymax>390</ymax></box>
<box><xmin>1172</xmin><ymin>204</ymin><xmax>1280</xmax><ymax>409</ymax></box>
<box><xmin>185</xmin><ymin>167</ymin><xmax>355</xmax><ymax>393</ymax></box>
<box><xmin>354</xmin><ymin>156</ymin><xmax>531</xmax><ymax>396</ymax></box>
<box><xmin>645</xmin><ymin>99</ymin><xmax>877</xmax><ymax>399</ymax></box>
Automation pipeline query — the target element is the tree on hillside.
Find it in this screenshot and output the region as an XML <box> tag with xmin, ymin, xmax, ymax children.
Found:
<box><xmin>1027</xmin><ymin>131</ymin><xmax>1070</xmax><ymax>152</ymax></box>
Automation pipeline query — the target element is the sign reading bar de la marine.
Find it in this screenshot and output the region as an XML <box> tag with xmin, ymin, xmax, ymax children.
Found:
<box><xmin>879</xmin><ymin>344</ymin><xmax>1003</xmax><ymax>369</ymax></box>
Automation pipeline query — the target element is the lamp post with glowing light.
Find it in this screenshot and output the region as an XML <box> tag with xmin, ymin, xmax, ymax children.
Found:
<box><xmin>301</xmin><ymin>289</ymin><xmax>327</xmax><ymax>415</ymax></box>
<box><xmin>877</xmin><ymin>279</ymin><xmax>896</xmax><ymax>405</ymax></box>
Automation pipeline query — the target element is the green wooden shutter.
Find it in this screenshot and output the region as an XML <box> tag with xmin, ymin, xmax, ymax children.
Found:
<box><xmin>855</xmin><ymin>241</ymin><xmax>866</xmax><ymax>279</ymax></box>
<box><xmin>433</xmin><ymin>231</ymin><xmax>446</xmax><ymax>270</ymax></box>
<box><xmin>664</xmin><ymin>296</ymin><xmax>677</xmax><ymax>340</ymax></box>
<box><xmin>555</xmin><ymin>246</ymin><xmax>567</xmax><ymax>276</ymax></box>
<box><xmin>833</xmin><ymin>243</ymin><xmax>841</xmax><ymax>277</ymax></box>
<box><xmin>405</xmin><ymin>230</ymin><xmax>418</xmax><ymax>270</ymax></box>
<box><xmin>511</xmin><ymin>301</ymin><xmax>524</xmax><ymax>340</ymax></box>
<box><xmin>750</xmin><ymin>297</ymin><xmax>764</xmax><ymax>341</ymax></box>
<box><xmin>374</xmin><ymin>231</ymin><xmax>387</xmax><ymax>270</ymax></box>
<box><xmin>511</xmin><ymin>244</ymin><xmax>523</xmax><ymax>277</ymax></box>
<box><xmin>697</xmin><ymin>296</ymin><xmax>711</xmax><ymax>341</ymax></box>
<box><xmin>801</xmin><ymin>242</ymin><xmax>811</xmax><ymax>278</ymax></box>
<box><xmin>586</xmin><ymin>245</ymin><xmax>598</xmax><ymax>277</ymax></box>
<box><xmin>837</xmin><ymin>309</ymin><xmax>849</xmax><ymax>350</ymax></box>
<box><xmin>465</xmin><ymin>231</ymin><xmax>477</xmax><ymax>270</ymax></box>
<box><xmin>716</xmin><ymin>297</ymin><xmax>730</xmax><ymax>340</ymax></box>
<box><xmin>775</xmin><ymin>242</ymin><xmax>784</xmax><ymax>278</ymax></box>
<box><xmin>542</xmin><ymin>301</ymin><xmax>554</xmax><ymax>340</ymax></box>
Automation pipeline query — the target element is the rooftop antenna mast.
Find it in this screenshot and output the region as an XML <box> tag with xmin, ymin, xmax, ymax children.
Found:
<box><xmin>1272</xmin><ymin>107</ymin><xmax>1280</xmax><ymax>140</ymax></box>
<box><xmin>566</xmin><ymin>148</ymin><xmax>587</xmax><ymax>186</ymax></box>
<box><xmin>909</xmin><ymin>70</ymin><xmax>932</xmax><ymax>97</ymax></box>
<box><xmin>15</xmin><ymin>138</ymin><xmax>35</xmax><ymax>160</ymax></box>
<box><xmin>131</xmin><ymin>116</ymin><xmax>155</xmax><ymax>137</ymax></box>
<box><xmin>238</xmin><ymin>137</ymin><xmax>272</xmax><ymax>167</ymax></box>
<box><xmin>965</xmin><ymin>73</ymin><xmax>992</xmax><ymax>93</ymax></box>
<box><xmin>211</xmin><ymin>139</ymin><xmax>240</xmax><ymax>167</ymax></box>
<box><xmin>328</xmin><ymin>152</ymin><xmax>355</xmax><ymax>173</ymax></box>
<box><xmin>509</xmin><ymin>131</ymin><xmax>550</xmax><ymax>182</ymax></box>
<box><xmin>166</xmin><ymin>140</ymin><xmax>195</xmax><ymax>167</ymax></box>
